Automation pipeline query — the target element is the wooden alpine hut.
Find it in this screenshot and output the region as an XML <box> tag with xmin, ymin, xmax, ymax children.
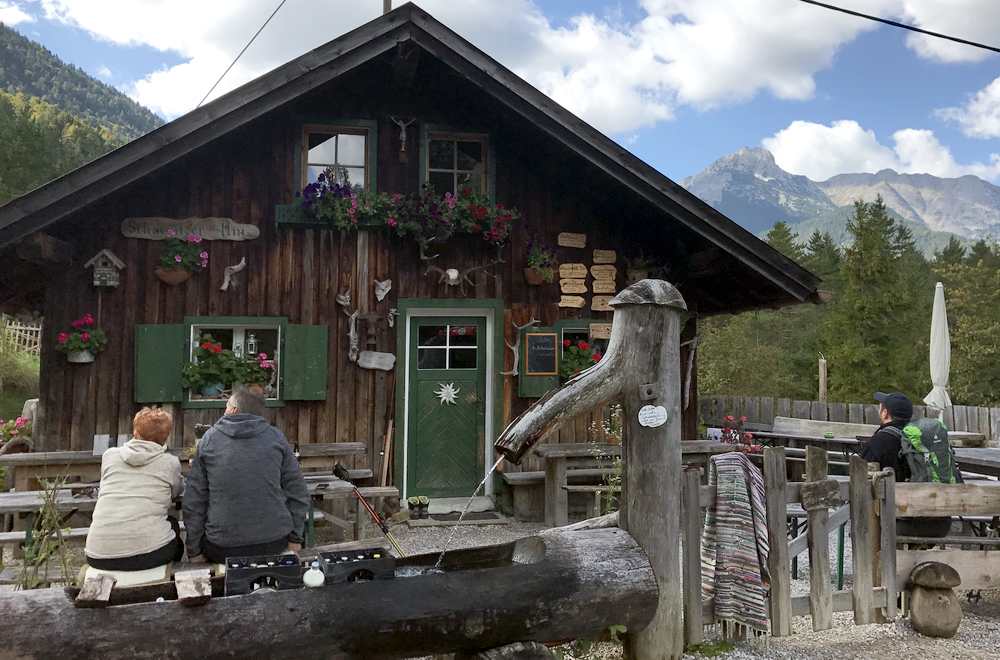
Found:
<box><xmin>0</xmin><ymin>3</ymin><xmax>821</xmax><ymax>504</ymax></box>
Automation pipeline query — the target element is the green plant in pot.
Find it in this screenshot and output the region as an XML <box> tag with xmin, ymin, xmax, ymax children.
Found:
<box><xmin>182</xmin><ymin>335</ymin><xmax>240</xmax><ymax>398</ymax></box>
<box><xmin>55</xmin><ymin>313</ymin><xmax>108</xmax><ymax>363</ymax></box>
<box><xmin>559</xmin><ymin>339</ymin><xmax>603</xmax><ymax>381</ymax></box>
<box><xmin>524</xmin><ymin>239</ymin><xmax>555</xmax><ymax>285</ymax></box>
<box><xmin>155</xmin><ymin>229</ymin><xmax>208</xmax><ymax>285</ymax></box>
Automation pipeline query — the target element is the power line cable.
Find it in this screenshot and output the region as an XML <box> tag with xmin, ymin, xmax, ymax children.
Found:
<box><xmin>196</xmin><ymin>0</ymin><xmax>290</xmax><ymax>108</ymax></box>
<box><xmin>797</xmin><ymin>0</ymin><xmax>1000</xmax><ymax>55</ymax></box>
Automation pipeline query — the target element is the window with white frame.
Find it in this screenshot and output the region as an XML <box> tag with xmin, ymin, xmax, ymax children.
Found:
<box><xmin>426</xmin><ymin>132</ymin><xmax>488</xmax><ymax>195</ymax></box>
<box><xmin>302</xmin><ymin>124</ymin><xmax>370</xmax><ymax>191</ymax></box>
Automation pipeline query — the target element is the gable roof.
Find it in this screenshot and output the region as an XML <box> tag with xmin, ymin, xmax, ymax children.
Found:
<box><xmin>0</xmin><ymin>2</ymin><xmax>820</xmax><ymax>307</ymax></box>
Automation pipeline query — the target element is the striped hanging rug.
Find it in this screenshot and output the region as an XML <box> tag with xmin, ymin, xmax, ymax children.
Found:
<box><xmin>701</xmin><ymin>451</ymin><xmax>771</xmax><ymax>636</ymax></box>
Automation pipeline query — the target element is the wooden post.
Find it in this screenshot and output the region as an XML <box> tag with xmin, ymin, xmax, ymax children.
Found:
<box><xmin>763</xmin><ymin>447</ymin><xmax>792</xmax><ymax>637</ymax></box>
<box><xmin>383</xmin><ymin>0</ymin><xmax>392</xmax><ymax>14</ymax></box>
<box><xmin>867</xmin><ymin>462</ymin><xmax>886</xmax><ymax>624</ymax></box>
<box><xmin>849</xmin><ymin>455</ymin><xmax>875</xmax><ymax>624</ymax></box>
<box><xmin>878</xmin><ymin>469</ymin><xmax>897</xmax><ymax>620</ymax></box>
<box><xmin>818</xmin><ymin>357</ymin><xmax>828</xmax><ymax>403</ymax></box>
<box><xmin>804</xmin><ymin>446</ymin><xmax>832</xmax><ymax>631</ymax></box>
<box><xmin>545</xmin><ymin>456</ymin><xmax>568</xmax><ymax>527</ymax></box>
<box><xmin>681</xmin><ymin>467</ymin><xmax>704</xmax><ymax>646</ymax></box>
<box><xmin>494</xmin><ymin>281</ymin><xmax>688</xmax><ymax>659</ymax></box>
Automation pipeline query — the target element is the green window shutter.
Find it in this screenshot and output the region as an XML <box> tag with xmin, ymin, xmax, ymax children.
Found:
<box><xmin>134</xmin><ymin>324</ymin><xmax>187</xmax><ymax>403</ymax></box>
<box><xmin>283</xmin><ymin>324</ymin><xmax>328</xmax><ymax>400</ymax></box>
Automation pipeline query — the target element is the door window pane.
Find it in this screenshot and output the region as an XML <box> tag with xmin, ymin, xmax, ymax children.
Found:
<box><xmin>449</xmin><ymin>348</ymin><xmax>477</xmax><ymax>369</ymax></box>
<box><xmin>449</xmin><ymin>325</ymin><xmax>477</xmax><ymax>346</ymax></box>
<box><xmin>418</xmin><ymin>349</ymin><xmax>446</xmax><ymax>370</ymax></box>
<box><xmin>418</xmin><ymin>325</ymin><xmax>447</xmax><ymax>347</ymax></box>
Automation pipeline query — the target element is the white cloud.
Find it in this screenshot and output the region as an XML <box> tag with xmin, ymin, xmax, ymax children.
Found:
<box><xmin>763</xmin><ymin>120</ymin><xmax>1000</xmax><ymax>182</ymax></box>
<box><xmin>35</xmin><ymin>0</ymin><xmax>1000</xmax><ymax>132</ymax></box>
<box><xmin>937</xmin><ymin>76</ymin><xmax>1000</xmax><ymax>139</ymax></box>
<box><xmin>896</xmin><ymin>0</ymin><xmax>1000</xmax><ymax>63</ymax></box>
<box><xmin>96</xmin><ymin>64</ymin><xmax>111</xmax><ymax>79</ymax></box>
<box><xmin>0</xmin><ymin>1</ymin><xmax>34</xmax><ymax>25</ymax></box>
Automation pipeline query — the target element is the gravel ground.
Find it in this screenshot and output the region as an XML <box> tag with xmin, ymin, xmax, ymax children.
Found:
<box><xmin>394</xmin><ymin>519</ymin><xmax>1000</xmax><ymax>660</ymax></box>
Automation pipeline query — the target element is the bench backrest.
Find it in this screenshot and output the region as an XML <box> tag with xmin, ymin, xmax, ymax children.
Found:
<box><xmin>772</xmin><ymin>416</ymin><xmax>876</xmax><ymax>438</ymax></box>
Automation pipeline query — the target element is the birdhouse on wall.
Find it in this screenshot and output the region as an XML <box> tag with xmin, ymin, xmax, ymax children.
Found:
<box><xmin>84</xmin><ymin>249</ymin><xmax>126</xmax><ymax>288</ymax></box>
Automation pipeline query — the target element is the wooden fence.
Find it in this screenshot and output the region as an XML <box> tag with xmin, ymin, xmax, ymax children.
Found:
<box><xmin>683</xmin><ymin>447</ymin><xmax>897</xmax><ymax>642</ymax></box>
<box><xmin>0</xmin><ymin>315</ymin><xmax>41</xmax><ymax>355</ymax></box>
<box><xmin>700</xmin><ymin>394</ymin><xmax>1000</xmax><ymax>446</ymax></box>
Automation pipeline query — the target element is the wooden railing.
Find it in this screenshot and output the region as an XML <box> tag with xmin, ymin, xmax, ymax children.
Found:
<box><xmin>0</xmin><ymin>314</ymin><xmax>41</xmax><ymax>355</ymax></box>
<box><xmin>701</xmin><ymin>394</ymin><xmax>1000</xmax><ymax>446</ymax></box>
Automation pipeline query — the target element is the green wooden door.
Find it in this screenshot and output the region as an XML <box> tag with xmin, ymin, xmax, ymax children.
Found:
<box><xmin>407</xmin><ymin>317</ymin><xmax>487</xmax><ymax>498</ymax></box>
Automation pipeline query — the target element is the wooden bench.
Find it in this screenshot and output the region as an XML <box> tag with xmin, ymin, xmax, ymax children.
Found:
<box><xmin>500</xmin><ymin>468</ymin><xmax>615</xmax><ymax>522</ymax></box>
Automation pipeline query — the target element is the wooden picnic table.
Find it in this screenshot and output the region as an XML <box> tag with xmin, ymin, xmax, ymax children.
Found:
<box><xmin>532</xmin><ymin>441</ymin><xmax>735</xmax><ymax>527</ymax></box>
<box><xmin>953</xmin><ymin>448</ymin><xmax>1000</xmax><ymax>478</ymax></box>
<box><xmin>0</xmin><ymin>443</ymin><xmax>369</xmax><ymax>491</ymax></box>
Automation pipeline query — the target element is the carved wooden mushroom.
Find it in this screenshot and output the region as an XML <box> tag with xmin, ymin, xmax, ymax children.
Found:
<box><xmin>908</xmin><ymin>561</ymin><xmax>962</xmax><ymax>638</ymax></box>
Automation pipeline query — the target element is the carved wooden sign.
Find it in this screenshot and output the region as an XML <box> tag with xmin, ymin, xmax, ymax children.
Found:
<box><xmin>592</xmin><ymin>280</ymin><xmax>617</xmax><ymax>294</ymax></box>
<box><xmin>590</xmin><ymin>322</ymin><xmax>613</xmax><ymax>340</ymax></box>
<box><xmin>121</xmin><ymin>217</ymin><xmax>260</xmax><ymax>241</ymax></box>
<box><xmin>590</xmin><ymin>265</ymin><xmax>617</xmax><ymax>280</ymax></box>
<box><xmin>558</xmin><ymin>232</ymin><xmax>587</xmax><ymax>249</ymax></box>
<box><xmin>559</xmin><ymin>263</ymin><xmax>588</xmax><ymax>279</ymax></box>
<box><xmin>593</xmin><ymin>249</ymin><xmax>617</xmax><ymax>264</ymax></box>
<box><xmin>591</xmin><ymin>296</ymin><xmax>613</xmax><ymax>312</ymax></box>
<box><xmin>560</xmin><ymin>279</ymin><xmax>588</xmax><ymax>294</ymax></box>
<box><xmin>558</xmin><ymin>295</ymin><xmax>586</xmax><ymax>309</ymax></box>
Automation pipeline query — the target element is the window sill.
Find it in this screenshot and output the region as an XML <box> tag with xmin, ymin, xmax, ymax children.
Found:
<box><xmin>275</xmin><ymin>204</ymin><xmax>386</xmax><ymax>231</ymax></box>
<box><xmin>182</xmin><ymin>398</ymin><xmax>286</xmax><ymax>410</ymax></box>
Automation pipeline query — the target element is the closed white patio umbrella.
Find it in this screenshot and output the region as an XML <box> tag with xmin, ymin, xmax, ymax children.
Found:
<box><xmin>924</xmin><ymin>282</ymin><xmax>952</xmax><ymax>411</ymax></box>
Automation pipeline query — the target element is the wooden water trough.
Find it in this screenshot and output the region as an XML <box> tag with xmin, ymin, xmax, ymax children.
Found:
<box><xmin>0</xmin><ymin>528</ymin><xmax>657</xmax><ymax>660</ymax></box>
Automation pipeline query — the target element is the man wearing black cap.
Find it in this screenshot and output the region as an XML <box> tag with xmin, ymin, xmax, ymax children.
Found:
<box><xmin>861</xmin><ymin>392</ymin><xmax>913</xmax><ymax>479</ymax></box>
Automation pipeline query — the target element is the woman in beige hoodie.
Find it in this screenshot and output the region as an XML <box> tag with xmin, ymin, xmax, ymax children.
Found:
<box><xmin>85</xmin><ymin>408</ymin><xmax>184</xmax><ymax>570</ymax></box>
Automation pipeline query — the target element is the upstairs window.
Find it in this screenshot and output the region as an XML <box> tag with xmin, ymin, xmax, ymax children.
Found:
<box><xmin>302</xmin><ymin>124</ymin><xmax>370</xmax><ymax>191</ymax></box>
<box><xmin>426</xmin><ymin>132</ymin><xmax>488</xmax><ymax>195</ymax></box>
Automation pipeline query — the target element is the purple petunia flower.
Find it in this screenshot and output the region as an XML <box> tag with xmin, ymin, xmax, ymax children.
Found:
<box><xmin>174</xmin><ymin>254</ymin><xmax>183</xmax><ymax>263</ymax></box>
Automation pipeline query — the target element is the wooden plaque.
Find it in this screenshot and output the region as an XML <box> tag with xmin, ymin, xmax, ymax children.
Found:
<box><xmin>121</xmin><ymin>216</ymin><xmax>260</xmax><ymax>241</ymax></box>
<box><xmin>590</xmin><ymin>323</ymin><xmax>613</xmax><ymax>340</ymax></box>
<box><xmin>592</xmin><ymin>280</ymin><xmax>617</xmax><ymax>294</ymax></box>
<box><xmin>558</xmin><ymin>295</ymin><xmax>586</xmax><ymax>309</ymax></box>
<box><xmin>593</xmin><ymin>249</ymin><xmax>617</xmax><ymax>264</ymax></box>
<box><xmin>558</xmin><ymin>232</ymin><xmax>587</xmax><ymax>249</ymax></box>
<box><xmin>591</xmin><ymin>296</ymin><xmax>613</xmax><ymax>312</ymax></box>
<box><xmin>590</xmin><ymin>265</ymin><xmax>617</xmax><ymax>280</ymax></box>
<box><xmin>560</xmin><ymin>279</ymin><xmax>588</xmax><ymax>294</ymax></box>
<box><xmin>559</xmin><ymin>263</ymin><xmax>588</xmax><ymax>279</ymax></box>
<box><xmin>524</xmin><ymin>332</ymin><xmax>558</xmax><ymax>376</ymax></box>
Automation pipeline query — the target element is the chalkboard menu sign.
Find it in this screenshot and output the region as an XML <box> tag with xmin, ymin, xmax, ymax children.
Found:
<box><xmin>524</xmin><ymin>332</ymin><xmax>558</xmax><ymax>376</ymax></box>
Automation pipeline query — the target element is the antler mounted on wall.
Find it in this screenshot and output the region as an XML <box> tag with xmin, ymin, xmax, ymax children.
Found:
<box><xmin>422</xmin><ymin>245</ymin><xmax>505</xmax><ymax>296</ymax></box>
<box><xmin>500</xmin><ymin>316</ymin><xmax>541</xmax><ymax>376</ymax></box>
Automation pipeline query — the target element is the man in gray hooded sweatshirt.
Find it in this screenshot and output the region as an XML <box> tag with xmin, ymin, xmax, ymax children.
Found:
<box><xmin>184</xmin><ymin>388</ymin><xmax>309</xmax><ymax>563</ymax></box>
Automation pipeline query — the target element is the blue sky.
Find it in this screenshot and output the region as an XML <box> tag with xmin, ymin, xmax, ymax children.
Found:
<box><xmin>2</xmin><ymin>0</ymin><xmax>998</xmax><ymax>182</ymax></box>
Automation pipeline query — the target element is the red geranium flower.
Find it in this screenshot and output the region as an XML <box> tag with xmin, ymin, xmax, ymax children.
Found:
<box><xmin>591</xmin><ymin>352</ymin><xmax>603</xmax><ymax>362</ymax></box>
<box><xmin>577</xmin><ymin>341</ymin><xmax>590</xmax><ymax>351</ymax></box>
<box><xmin>80</xmin><ymin>332</ymin><xmax>91</xmax><ymax>343</ymax></box>
<box><xmin>562</xmin><ymin>339</ymin><xmax>571</xmax><ymax>348</ymax></box>
<box><xmin>57</xmin><ymin>332</ymin><xmax>69</xmax><ymax>344</ymax></box>
<box><xmin>200</xmin><ymin>341</ymin><xmax>213</xmax><ymax>351</ymax></box>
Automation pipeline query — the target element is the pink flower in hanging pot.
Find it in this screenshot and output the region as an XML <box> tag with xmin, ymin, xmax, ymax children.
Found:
<box><xmin>14</xmin><ymin>417</ymin><xmax>27</xmax><ymax>429</ymax></box>
<box><xmin>199</xmin><ymin>251</ymin><xmax>209</xmax><ymax>259</ymax></box>
<box><xmin>57</xmin><ymin>332</ymin><xmax>69</xmax><ymax>344</ymax></box>
<box><xmin>387</xmin><ymin>217</ymin><xmax>397</xmax><ymax>228</ymax></box>
<box><xmin>174</xmin><ymin>254</ymin><xmax>183</xmax><ymax>263</ymax></box>
<box><xmin>80</xmin><ymin>331</ymin><xmax>91</xmax><ymax>343</ymax></box>
<box><xmin>166</xmin><ymin>228</ymin><xmax>177</xmax><ymax>238</ymax></box>
<box><xmin>81</xmin><ymin>313</ymin><xmax>95</xmax><ymax>327</ymax></box>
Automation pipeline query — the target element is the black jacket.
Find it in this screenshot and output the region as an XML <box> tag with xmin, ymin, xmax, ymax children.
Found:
<box><xmin>860</xmin><ymin>419</ymin><xmax>910</xmax><ymax>481</ymax></box>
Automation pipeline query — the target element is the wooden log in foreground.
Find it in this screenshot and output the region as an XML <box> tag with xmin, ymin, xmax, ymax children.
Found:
<box><xmin>0</xmin><ymin>529</ymin><xmax>656</xmax><ymax>660</ymax></box>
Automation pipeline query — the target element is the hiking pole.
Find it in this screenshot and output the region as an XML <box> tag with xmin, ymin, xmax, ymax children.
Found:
<box><xmin>333</xmin><ymin>463</ymin><xmax>406</xmax><ymax>557</ymax></box>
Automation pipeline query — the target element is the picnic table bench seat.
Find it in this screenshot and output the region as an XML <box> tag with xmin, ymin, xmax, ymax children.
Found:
<box><xmin>500</xmin><ymin>467</ymin><xmax>615</xmax><ymax>522</ymax></box>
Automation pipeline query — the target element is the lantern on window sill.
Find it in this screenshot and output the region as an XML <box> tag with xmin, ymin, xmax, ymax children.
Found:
<box><xmin>246</xmin><ymin>333</ymin><xmax>258</xmax><ymax>357</ymax></box>
<box><xmin>83</xmin><ymin>249</ymin><xmax>126</xmax><ymax>288</ymax></box>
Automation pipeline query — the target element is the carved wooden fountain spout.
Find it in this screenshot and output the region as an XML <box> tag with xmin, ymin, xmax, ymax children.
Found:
<box><xmin>494</xmin><ymin>279</ymin><xmax>689</xmax><ymax>660</ymax></box>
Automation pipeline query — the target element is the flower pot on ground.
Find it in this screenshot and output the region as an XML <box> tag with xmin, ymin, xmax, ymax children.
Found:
<box><xmin>55</xmin><ymin>313</ymin><xmax>108</xmax><ymax>363</ymax></box>
<box><xmin>154</xmin><ymin>266</ymin><xmax>192</xmax><ymax>285</ymax></box>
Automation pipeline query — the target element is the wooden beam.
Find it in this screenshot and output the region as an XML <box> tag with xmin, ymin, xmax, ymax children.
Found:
<box><xmin>14</xmin><ymin>233</ymin><xmax>73</xmax><ymax>264</ymax></box>
<box><xmin>896</xmin><ymin>482</ymin><xmax>1000</xmax><ymax>517</ymax></box>
<box><xmin>849</xmin><ymin>455</ymin><xmax>876</xmax><ymax>624</ymax></box>
<box><xmin>391</xmin><ymin>40</ymin><xmax>421</xmax><ymax>89</ymax></box>
<box><xmin>0</xmin><ymin>530</ymin><xmax>658</xmax><ymax>660</ymax></box>
<box><xmin>805</xmin><ymin>447</ymin><xmax>833</xmax><ymax>631</ymax></box>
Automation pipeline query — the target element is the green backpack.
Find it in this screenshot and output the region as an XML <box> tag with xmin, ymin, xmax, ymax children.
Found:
<box><xmin>885</xmin><ymin>418</ymin><xmax>962</xmax><ymax>484</ymax></box>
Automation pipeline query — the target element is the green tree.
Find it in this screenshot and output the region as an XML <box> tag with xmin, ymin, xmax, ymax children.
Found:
<box><xmin>765</xmin><ymin>221</ymin><xmax>805</xmax><ymax>261</ymax></box>
<box><xmin>934</xmin><ymin>236</ymin><xmax>966</xmax><ymax>266</ymax></box>
<box><xmin>965</xmin><ymin>239</ymin><xmax>1000</xmax><ymax>269</ymax></box>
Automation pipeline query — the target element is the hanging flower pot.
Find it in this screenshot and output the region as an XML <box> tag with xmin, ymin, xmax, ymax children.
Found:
<box><xmin>155</xmin><ymin>266</ymin><xmax>193</xmax><ymax>286</ymax></box>
<box><xmin>56</xmin><ymin>313</ymin><xmax>107</xmax><ymax>363</ymax></box>
<box><xmin>523</xmin><ymin>267</ymin><xmax>548</xmax><ymax>286</ymax></box>
<box><xmin>66</xmin><ymin>349</ymin><xmax>96</xmax><ymax>364</ymax></box>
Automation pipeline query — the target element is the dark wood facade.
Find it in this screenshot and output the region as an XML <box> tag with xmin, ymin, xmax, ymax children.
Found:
<box><xmin>1</xmin><ymin>5</ymin><xmax>820</xmax><ymax>484</ymax></box>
